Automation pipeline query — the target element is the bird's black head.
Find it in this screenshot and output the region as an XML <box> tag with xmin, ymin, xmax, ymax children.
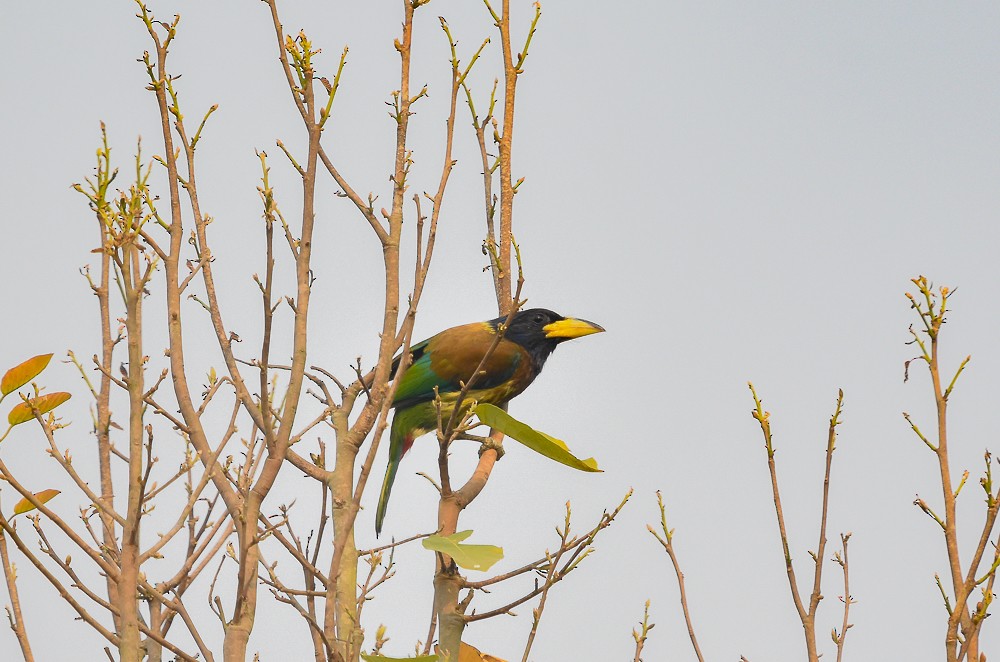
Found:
<box><xmin>489</xmin><ymin>308</ymin><xmax>604</xmax><ymax>369</ymax></box>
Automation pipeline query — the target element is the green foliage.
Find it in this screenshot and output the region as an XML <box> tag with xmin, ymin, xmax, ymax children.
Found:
<box><xmin>474</xmin><ymin>403</ymin><xmax>601</xmax><ymax>472</ymax></box>
<box><xmin>422</xmin><ymin>531</ymin><xmax>503</xmax><ymax>571</ymax></box>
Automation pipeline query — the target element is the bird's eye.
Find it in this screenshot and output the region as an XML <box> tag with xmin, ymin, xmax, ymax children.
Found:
<box><xmin>533</xmin><ymin>314</ymin><xmax>545</xmax><ymax>324</ymax></box>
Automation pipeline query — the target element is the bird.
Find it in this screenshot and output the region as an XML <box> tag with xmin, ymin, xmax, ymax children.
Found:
<box><xmin>375</xmin><ymin>307</ymin><xmax>604</xmax><ymax>536</ymax></box>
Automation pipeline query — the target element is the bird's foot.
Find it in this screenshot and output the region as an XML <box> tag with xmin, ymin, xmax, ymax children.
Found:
<box><xmin>478</xmin><ymin>437</ymin><xmax>505</xmax><ymax>460</ymax></box>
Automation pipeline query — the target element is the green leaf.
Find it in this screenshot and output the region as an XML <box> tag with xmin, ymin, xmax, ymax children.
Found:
<box><xmin>8</xmin><ymin>392</ymin><xmax>72</xmax><ymax>426</ymax></box>
<box><xmin>13</xmin><ymin>489</ymin><xmax>60</xmax><ymax>515</ymax></box>
<box><xmin>474</xmin><ymin>403</ymin><xmax>601</xmax><ymax>472</ymax></box>
<box><xmin>1</xmin><ymin>354</ymin><xmax>54</xmax><ymax>399</ymax></box>
<box><xmin>361</xmin><ymin>655</ymin><xmax>437</xmax><ymax>662</ymax></box>
<box><xmin>422</xmin><ymin>531</ymin><xmax>503</xmax><ymax>572</ymax></box>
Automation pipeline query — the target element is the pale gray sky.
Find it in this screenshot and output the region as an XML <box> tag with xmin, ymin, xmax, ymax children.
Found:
<box><xmin>2</xmin><ymin>1</ymin><xmax>1000</xmax><ymax>660</ymax></box>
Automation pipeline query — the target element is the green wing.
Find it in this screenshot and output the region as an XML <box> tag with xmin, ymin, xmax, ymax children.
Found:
<box><xmin>392</xmin><ymin>322</ymin><xmax>524</xmax><ymax>409</ymax></box>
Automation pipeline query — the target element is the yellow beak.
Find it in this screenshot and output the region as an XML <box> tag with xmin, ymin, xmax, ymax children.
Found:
<box><xmin>543</xmin><ymin>317</ymin><xmax>605</xmax><ymax>340</ymax></box>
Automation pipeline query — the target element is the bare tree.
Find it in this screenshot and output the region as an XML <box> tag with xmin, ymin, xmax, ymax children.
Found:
<box><xmin>747</xmin><ymin>385</ymin><xmax>851</xmax><ymax>662</ymax></box>
<box><xmin>905</xmin><ymin>276</ymin><xmax>1000</xmax><ymax>662</ymax></box>
<box><xmin>0</xmin><ymin>2</ymin><xmax>620</xmax><ymax>662</ymax></box>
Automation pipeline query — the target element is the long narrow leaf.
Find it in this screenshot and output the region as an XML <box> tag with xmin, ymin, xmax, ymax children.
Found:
<box><xmin>474</xmin><ymin>403</ymin><xmax>601</xmax><ymax>472</ymax></box>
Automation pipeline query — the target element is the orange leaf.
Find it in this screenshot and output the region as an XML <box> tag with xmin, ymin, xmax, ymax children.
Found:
<box><xmin>13</xmin><ymin>489</ymin><xmax>61</xmax><ymax>515</ymax></box>
<box><xmin>7</xmin><ymin>392</ymin><xmax>72</xmax><ymax>426</ymax></box>
<box><xmin>452</xmin><ymin>643</ymin><xmax>507</xmax><ymax>662</ymax></box>
<box><xmin>1</xmin><ymin>354</ymin><xmax>53</xmax><ymax>397</ymax></box>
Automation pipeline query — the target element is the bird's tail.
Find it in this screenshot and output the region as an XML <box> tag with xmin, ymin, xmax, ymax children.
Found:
<box><xmin>375</xmin><ymin>418</ymin><xmax>409</xmax><ymax>537</ymax></box>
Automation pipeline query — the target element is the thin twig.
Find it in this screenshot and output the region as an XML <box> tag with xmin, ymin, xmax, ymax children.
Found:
<box><xmin>832</xmin><ymin>533</ymin><xmax>854</xmax><ymax>662</ymax></box>
<box><xmin>647</xmin><ymin>491</ymin><xmax>705</xmax><ymax>662</ymax></box>
<box><xmin>631</xmin><ymin>600</ymin><xmax>654</xmax><ymax>662</ymax></box>
<box><xmin>0</xmin><ymin>530</ymin><xmax>35</xmax><ymax>662</ymax></box>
